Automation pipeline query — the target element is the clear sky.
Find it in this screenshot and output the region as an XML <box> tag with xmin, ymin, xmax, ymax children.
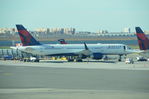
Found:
<box><xmin>0</xmin><ymin>0</ymin><xmax>149</xmax><ymax>32</ymax></box>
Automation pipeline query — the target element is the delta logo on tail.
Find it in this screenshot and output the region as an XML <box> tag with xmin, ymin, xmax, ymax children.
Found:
<box><xmin>135</xmin><ymin>27</ymin><xmax>149</xmax><ymax>50</ymax></box>
<box><xmin>16</xmin><ymin>25</ymin><xmax>41</xmax><ymax>46</ymax></box>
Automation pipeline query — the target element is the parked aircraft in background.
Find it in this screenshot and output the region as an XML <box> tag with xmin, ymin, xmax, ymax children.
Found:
<box><xmin>11</xmin><ymin>25</ymin><xmax>141</xmax><ymax>62</ymax></box>
<box><xmin>58</xmin><ymin>39</ymin><xmax>67</xmax><ymax>44</ymax></box>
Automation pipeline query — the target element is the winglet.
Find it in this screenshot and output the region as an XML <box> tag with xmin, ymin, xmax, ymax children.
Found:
<box><xmin>84</xmin><ymin>42</ymin><xmax>89</xmax><ymax>50</ymax></box>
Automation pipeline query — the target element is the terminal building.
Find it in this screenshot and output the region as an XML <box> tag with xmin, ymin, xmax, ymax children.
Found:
<box><xmin>0</xmin><ymin>27</ymin><xmax>149</xmax><ymax>41</ymax></box>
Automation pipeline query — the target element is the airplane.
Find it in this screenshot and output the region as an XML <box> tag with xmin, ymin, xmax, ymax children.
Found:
<box><xmin>58</xmin><ymin>39</ymin><xmax>67</xmax><ymax>44</ymax></box>
<box><xmin>135</xmin><ymin>27</ymin><xmax>149</xmax><ymax>58</ymax></box>
<box><xmin>135</xmin><ymin>27</ymin><xmax>149</xmax><ymax>50</ymax></box>
<box><xmin>11</xmin><ymin>24</ymin><xmax>141</xmax><ymax>62</ymax></box>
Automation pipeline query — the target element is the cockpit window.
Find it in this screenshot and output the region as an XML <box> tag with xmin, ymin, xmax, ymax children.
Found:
<box><xmin>123</xmin><ymin>46</ymin><xmax>132</xmax><ymax>50</ymax></box>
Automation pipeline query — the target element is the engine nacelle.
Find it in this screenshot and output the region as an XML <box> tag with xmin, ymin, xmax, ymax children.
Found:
<box><xmin>92</xmin><ymin>53</ymin><xmax>103</xmax><ymax>60</ymax></box>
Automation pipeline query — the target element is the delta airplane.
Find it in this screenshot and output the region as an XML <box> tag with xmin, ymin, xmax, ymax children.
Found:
<box><xmin>135</xmin><ymin>27</ymin><xmax>149</xmax><ymax>58</ymax></box>
<box><xmin>11</xmin><ymin>25</ymin><xmax>141</xmax><ymax>62</ymax></box>
<box><xmin>135</xmin><ymin>27</ymin><xmax>149</xmax><ymax>50</ymax></box>
<box><xmin>58</xmin><ymin>39</ymin><xmax>67</xmax><ymax>44</ymax></box>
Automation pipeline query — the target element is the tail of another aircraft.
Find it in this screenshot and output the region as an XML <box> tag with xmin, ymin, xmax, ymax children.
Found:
<box><xmin>135</xmin><ymin>27</ymin><xmax>149</xmax><ymax>50</ymax></box>
<box><xmin>58</xmin><ymin>39</ymin><xmax>67</xmax><ymax>44</ymax></box>
<box><xmin>16</xmin><ymin>25</ymin><xmax>41</xmax><ymax>46</ymax></box>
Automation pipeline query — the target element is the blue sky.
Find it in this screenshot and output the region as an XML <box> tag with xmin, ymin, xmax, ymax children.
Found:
<box><xmin>0</xmin><ymin>0</ymin><xmax>149</xmax><ymax>32</ymax></box>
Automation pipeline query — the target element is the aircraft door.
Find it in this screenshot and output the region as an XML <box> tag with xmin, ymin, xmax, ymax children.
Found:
<box><xmin>123</xmin><ymin>46</ymin><xmax>126</xmax><ymax>51</ymax></box>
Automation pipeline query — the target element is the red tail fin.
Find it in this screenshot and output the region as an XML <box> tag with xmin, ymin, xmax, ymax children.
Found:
<box><xmin>16</xmin><ymin>25</ymin><xmax>41</xmax><ymax>46</ymax></box>
<box><xmin>58</xmin><ymin>39</ymin><xmax>67</xmax><ymax>44</ymax></box>
<box><xmin>135</xmin><ymin>27</ymin><xmax>149</xmax><ymax>50</ymax></box>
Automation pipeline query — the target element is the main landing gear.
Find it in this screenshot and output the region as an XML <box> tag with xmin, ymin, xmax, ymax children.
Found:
<box><xmin>118</xmin><ymin>55</ymin><xmax>122</xmax><ymax>62</ymax></box>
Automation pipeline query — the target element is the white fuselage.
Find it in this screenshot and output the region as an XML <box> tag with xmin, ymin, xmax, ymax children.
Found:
<box><xmin>13</xmin><ymin>43</ymin><xmax>138</xmax><ymax>56</ymax></box>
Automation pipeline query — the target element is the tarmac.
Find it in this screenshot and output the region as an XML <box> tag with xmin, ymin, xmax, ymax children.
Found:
<box><xmin>0</xmin><ymin>60</ymin><xmax>149</xmax><ymax>99</ymax></box>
